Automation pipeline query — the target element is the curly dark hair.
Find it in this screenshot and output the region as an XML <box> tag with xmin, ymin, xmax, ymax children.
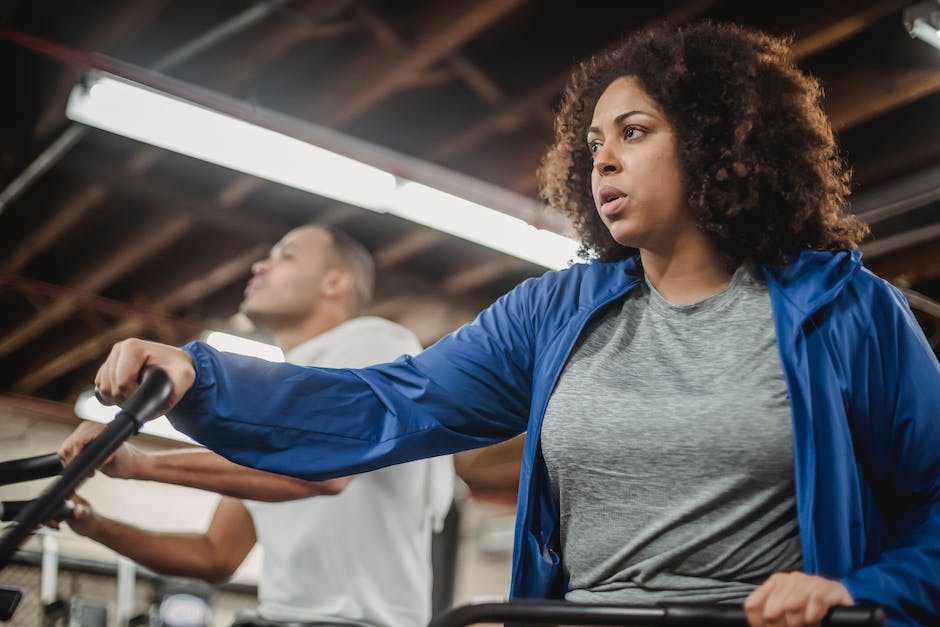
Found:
<box><xmin>539</xmin><ymin>21</ymin><xmax>869</xmax><ymax>266</ymax></box>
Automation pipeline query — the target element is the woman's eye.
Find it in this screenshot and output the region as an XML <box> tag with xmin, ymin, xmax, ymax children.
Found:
<box><xmin>624</xmin><ymin>126</ymin><xmax>644</xmax><ymax>139</ymax></box>
<box><xmin>587</xmin><ymin>141</ymin><xmax>601</xmax><ymax>155</ymax></box>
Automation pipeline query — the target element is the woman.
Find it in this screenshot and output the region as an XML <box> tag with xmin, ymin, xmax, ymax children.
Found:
<box><xmin>95</xmin><ymin>22</ymin><xmax>939</xmax><ymax>626</ymax></box>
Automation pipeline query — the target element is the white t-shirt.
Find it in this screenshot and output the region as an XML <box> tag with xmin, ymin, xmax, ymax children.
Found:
<box><xmin>244</xmin><ymin>317</ymin><xmax>455</xmax><ymax>626</ymax></box>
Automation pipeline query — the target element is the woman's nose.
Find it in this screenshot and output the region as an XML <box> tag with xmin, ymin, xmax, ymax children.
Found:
<box><xmin>594</xmin><ymin>146</ymin><xmax>620</xmax><ymax>175</ymax></box>
<box><xmin>251</xmin><ymin>258</ymin><xmax>271</xmax><ymax>275</ymax></box>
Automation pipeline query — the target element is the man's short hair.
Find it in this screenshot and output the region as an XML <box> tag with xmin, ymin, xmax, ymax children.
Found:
<box><xmin>320</xmin><ymin>226</ymin><xmax>375</xmax><ymax>315</ymax></box>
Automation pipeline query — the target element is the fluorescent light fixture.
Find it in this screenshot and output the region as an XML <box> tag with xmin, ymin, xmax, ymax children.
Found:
<box><xmin>66</xmin><ymin>72</ymin><xmax>580</xmax><ymax>270</ymax></box>
<box><xmin>387</xmin><ymin>182</ymin><xmax>578</xmax><ymax>269</ymax></box>
<box><xmin>73</xmin><ymin>389</ymin><xmax>198</xmax><ymax>445</ymax></box>
<box><xmin>204</xmin><ymin>331</ymin><xmax>284</xmax><ymax>362</ymax></box>
<box><xmin>67</xmin><ymin>74</ymin><xmax>397</xmax><ymax>210</ymax></box>
<box><xmin>904</xmin><ymin>1</ymin><xmax>940</xmax><ymax>51</ymax></box>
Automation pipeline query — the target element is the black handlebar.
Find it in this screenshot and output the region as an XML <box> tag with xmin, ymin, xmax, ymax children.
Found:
<box><xmin>427</xmin><ymin>600</ymin><xmax>886</xmax><ymax>627</ymax></box>
<box><xmin>0</xmin><ymin>499</ymin><xmax>73</xmax><ymax>523</ymax></box>
<box><xmin>0</xmin><ymin>454</ymin><xmax>63</xmax><ymax>486</ymax></box>
<box><xmin>0</xmin><ymin>367</ymin><xmax>173</xmax><ymax>568</ymax></box>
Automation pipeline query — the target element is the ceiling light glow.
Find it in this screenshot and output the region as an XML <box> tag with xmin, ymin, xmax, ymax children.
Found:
<box><xmin>66</xmin><ymin>72</ymin><xmax>580</xmax><ymax>270</ymax></box>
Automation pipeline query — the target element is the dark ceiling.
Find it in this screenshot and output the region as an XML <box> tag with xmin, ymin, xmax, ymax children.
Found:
<box><xmin>1</xmin><ymin>0</ymin><xmax>938</xmax><ymax>498</ymax></box>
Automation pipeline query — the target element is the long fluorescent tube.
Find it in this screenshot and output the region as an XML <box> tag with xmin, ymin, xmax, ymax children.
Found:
<box><xmin>66</xmin><ymin>72</ymin><xmax>579</xmax><ymax>270</ymax></box>
<box><xmin>904</xmin><ymin>2</ymin><xmax>940</xmax><ymax>51</ymax></box>
<box><xmin>911</xmin><ymin>17</ymin><xmax>940</xmax><ymax>50</ymax></box>
<box><xmin>67</xmin><ymin>74</ymin><xmax>397</xmax><ymax>211</ymax></box>
<box><xmin>388</xmin><ymin>182</ymin><xmax>579</xmax><ymax>268</ymax></box>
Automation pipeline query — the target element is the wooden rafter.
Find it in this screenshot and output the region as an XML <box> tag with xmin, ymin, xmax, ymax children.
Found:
<box><xmin>1</xmin><ymin>183</ymin><xmax>108</xmax><ymax>273</ymax></box>
<box><xmin>33</xmin><ymin>0</ymin><xmax>171</xmax><ymax>137</ymax></box>
<box><xmin>323</xmin><ymin>0</ymin><xmax>525</xmax><ymax>127</ymax></box>
<box><xmin>790</xmin><ymin>0</ymin><xmax>909</xmax><ymax>60</ymax></box>
<box><xmin>444</xmin><ymin>258</ymin><xmax>528</xmax><ymax>295</ymax></box>
<box><xmin>827</xmin><ymin>65</ymin><xmax>940</xmax><ymax>131</ymax></box>
<box><xmin>10</xmin><ymin>243</ymin><xmax>269</xmax><ymax>394</ymax></box>
<box><xmin>0</xmin><ymin>214</ymin><xmax>192</xmax><ymax>358</ymax></box>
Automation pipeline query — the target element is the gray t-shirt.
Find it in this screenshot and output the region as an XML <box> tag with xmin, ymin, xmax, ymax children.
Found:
<box><xmin>541</xmin><ymin>265</ymin><xmax>802</xmax><ymax>605</ymax></box>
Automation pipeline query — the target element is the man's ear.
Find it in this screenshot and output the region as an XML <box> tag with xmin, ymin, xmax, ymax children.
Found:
<box><xmin>319</xmin><ymin>268</ymin><xmax>353</xmax><ymax>301</ymax></box>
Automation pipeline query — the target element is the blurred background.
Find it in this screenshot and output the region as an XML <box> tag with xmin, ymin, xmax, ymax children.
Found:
<box><xmin>1</xmin><ymin>1</ymin><xmax>938</xmax><ymax>624</ymax></box>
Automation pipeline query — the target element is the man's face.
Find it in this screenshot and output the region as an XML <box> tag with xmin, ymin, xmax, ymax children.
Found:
<box><xmin>240</xmin><ymin>227</ymin><xmax>337</xmax><ymax>330</ymax></box>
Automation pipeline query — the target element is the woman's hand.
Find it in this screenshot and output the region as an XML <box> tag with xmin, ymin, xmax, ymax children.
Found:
<box><xmin>95</xmin><ymin>338</ymin><xmax>195</xmax><ymax>410</ymax></box>
<box><xmin>744</xmin><ymin>572</ymin><xmax>854</xmax><ymax>627</ymax></box>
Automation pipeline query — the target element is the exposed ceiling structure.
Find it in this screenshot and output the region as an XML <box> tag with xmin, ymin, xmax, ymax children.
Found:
<box><xmin>1</xmin><ymin>0</ymin><xmax>938</xmax><ymax>500</ymax></box>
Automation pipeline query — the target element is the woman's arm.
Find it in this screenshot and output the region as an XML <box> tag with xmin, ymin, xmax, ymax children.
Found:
<box><xmin>841</xmin><ymin>280</ymin><xmax>940</xmax><ymax>624</ymax></box>
<box><xmin>169</xmin><ymin>281</ymin><xmax>539</xmax><ymax>481</ymax></box>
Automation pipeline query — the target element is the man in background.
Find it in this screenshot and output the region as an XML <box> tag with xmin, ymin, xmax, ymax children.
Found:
<box><xmin>59</xmin><ymin>225</ymin><xmax>456</xmax><ymax>627</ymax></box>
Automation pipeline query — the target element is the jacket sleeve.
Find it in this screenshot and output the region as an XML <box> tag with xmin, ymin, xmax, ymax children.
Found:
<box><xmin>840</xmin><ymin>279</ymin><xmax>940</xmax><ymax>625</ymax></box>
<box><xmin>168</xmin><ymin>281</ymin><xmax>538</xmax><ymax>481</ymax></box>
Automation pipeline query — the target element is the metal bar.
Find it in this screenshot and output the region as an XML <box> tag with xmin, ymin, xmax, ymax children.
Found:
<box><xmin>900</xmin><ymin>287</ymin><xmax>940</xmax><ymax>320</ymax></box>
<box><xmin>427</xmin><ymin>600</ymin><xmax>885</xmax><ymax>627</ymax></box>
<box><xmin>0</xmin><ymin>1</ymin><xmax>294</xmax><ymax>216</ymax></box>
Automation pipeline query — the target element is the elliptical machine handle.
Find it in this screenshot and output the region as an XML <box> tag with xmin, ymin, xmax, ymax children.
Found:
<box><xmin>0</xmin><ymin>367</ymin><xmax>172</xmax><ymax>568</ymax></box>
<box><xmin>0</xmin><ymin>454</ymin><xmax>63</xmax><ymax>486</ymax></box>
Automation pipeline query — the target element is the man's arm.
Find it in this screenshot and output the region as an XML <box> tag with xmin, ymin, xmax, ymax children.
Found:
<box><xmin>66</xmin><ymin>495</ymin><xmax>256</xmax><ymax>583</ymax></box>
<box><xmin>58</xmin><ymin>422</ymin><xmax>352</xmax><ymax>501</ymax></box>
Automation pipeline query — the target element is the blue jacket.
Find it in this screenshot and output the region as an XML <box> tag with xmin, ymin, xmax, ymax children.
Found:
<box><xmin>172</xmin><ymin>250</ymin><xmax>940</xmax><ymax>625</ymax></box>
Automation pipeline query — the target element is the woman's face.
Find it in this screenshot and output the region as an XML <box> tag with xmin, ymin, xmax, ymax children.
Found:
<box><xmin>588</xmin><ymin>76</ymin><xmax>696</xmax><ymax>253</ymax></box>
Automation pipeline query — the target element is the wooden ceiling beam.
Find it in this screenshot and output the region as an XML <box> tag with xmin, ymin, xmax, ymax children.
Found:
<box><xmin>424</xmin><ymin>0</ymin><xmax>723</xmax><ymax>166</ymax></box>
<box><xmin>325</xmin><ymin>0</ymin><xmax>525</xmax><ymax>127</ymax></box>
<box><xmin>1</xmin><ymin>183</ymin><xmax>108</xmax><ymax>273</ymax></box>
<box><xmin>428</xmin><ymin>73</ymin><xmax>567</xmax><ymax>162</ymax></box>
<box><xmin>33</xmin><ymin>0</ymin><xmax>171</xmax><ymax>137</ymax></box>
<box><xmin>443</xmin><ymin>258</ymin><xmax>528</xmax><ymax>295</ymax></box>
<box><xmin>373</xmin><ymin>230</ymin><xmax>447</xmax><ymax>268</ymax></box>
<box><xmin>0</xmin><ymin>214</ymin><xmax>192</xmax><ymax>358</ymax></box>
<box><xmin>10</xmin><ymin>243</ymin><xmax>268</xmax><ymax>395</ymax></box>
<box><xmin>790</xmin><ymin>0</ymin><xmax>909</xmax><ymax>60</ymax></box>
<box><xmin>351</xmin><ymin>0</ymin><xmax>507</xmax><ymax>108</ymax></box>
<box><xmin>222</xmin><ymin>17</ymin><xmax>362</xmax><ymax>90</ymax></box>
<box><xmin>827</xmin><ymin>66</ymin><xmax>940</xmax><ymax>131</ymax></box>
<box><xmin>64</xmin><ymin>160</ymin><xmax>286</xmax><ymax>241</ymax></box>
<box><xmin>865</xmin><ymin>236</ymin><xmax>940</xmax><ymax>287</ymax></box>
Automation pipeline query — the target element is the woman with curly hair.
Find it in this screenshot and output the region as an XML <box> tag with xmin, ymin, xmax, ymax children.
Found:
<box><xmin>89</xmin><ymin>22</ymin><xmax>938</xmax><ymax>626</ymax></box>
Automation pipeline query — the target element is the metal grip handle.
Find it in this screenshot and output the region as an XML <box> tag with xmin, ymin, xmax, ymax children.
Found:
<box><xmin>0</xmin><ymin>454</ymin><xmax>63</xmax><ymax>486</ymax></box>
<box><xmin>0</xmin><ymin>368</ymin><xmax>172</xmax><ymax>568</ymax></box>
<box><xmin>118</xmin><ymin>366</ymin><xmax>173</xmax><ymax>426</ymax></box>
<box><xmin>426</xmin><ymin>601</ymin><xmax>886</xmax><ymax>627</ymax></box>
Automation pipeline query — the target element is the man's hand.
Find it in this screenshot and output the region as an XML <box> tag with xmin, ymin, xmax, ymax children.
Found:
<box><xmin>95</xmin><ymin>338</ymin><xmax>195</xmax><ymax>410</ymax></box>
<box><xmin>58</xmin><ymin>421</ymin><xmax>145</xmax><ymax>479</ymax></box>
<box><xmin>745</xmin><ymin>572</ymin><xmax>854</xmax><ymax>627</ymax></box>
<box><xmin>62</xmin><ymin>494</ymin><xmax>98</xmax><ymax>538</ymax></box>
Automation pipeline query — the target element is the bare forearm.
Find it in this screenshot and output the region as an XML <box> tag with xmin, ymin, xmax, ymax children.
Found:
<box><xmin>136</xmin><ymin>449</ymin><xmax>351</xmax><ymax>500</ymax></box>
<box><xmin>77</xmin><ymin>516</ymin><xmax>235</xmax><ymax>582</ymax></box>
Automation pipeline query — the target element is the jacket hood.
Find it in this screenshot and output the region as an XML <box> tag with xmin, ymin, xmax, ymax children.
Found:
<box><xmin>763</xmin><ymin>249</ymin><xmax>863</xmax><ymax>319</ymax></box>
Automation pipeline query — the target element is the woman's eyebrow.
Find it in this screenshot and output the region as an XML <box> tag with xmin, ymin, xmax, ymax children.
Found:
<box><xmin>587</xmin><ymin>110</ymin><xmax>647</xmax><ymax>135</ymax></box>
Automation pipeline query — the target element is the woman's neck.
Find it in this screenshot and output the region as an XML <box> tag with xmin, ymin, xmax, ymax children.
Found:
<box><xmin>639</xmin><ymin>237</ymin><xmax>732</xmax><ymax>305</ymax></box>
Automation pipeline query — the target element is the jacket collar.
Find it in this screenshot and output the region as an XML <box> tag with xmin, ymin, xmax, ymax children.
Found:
<box><xmin>594</xmin><ymin>248</ymin><xmax>860</xmax><ymax>321</ymax></box>
<box><xmin>762</xmin><ymin>249</ymin><xmax>862</xmax><ymax>320</ymax></box>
